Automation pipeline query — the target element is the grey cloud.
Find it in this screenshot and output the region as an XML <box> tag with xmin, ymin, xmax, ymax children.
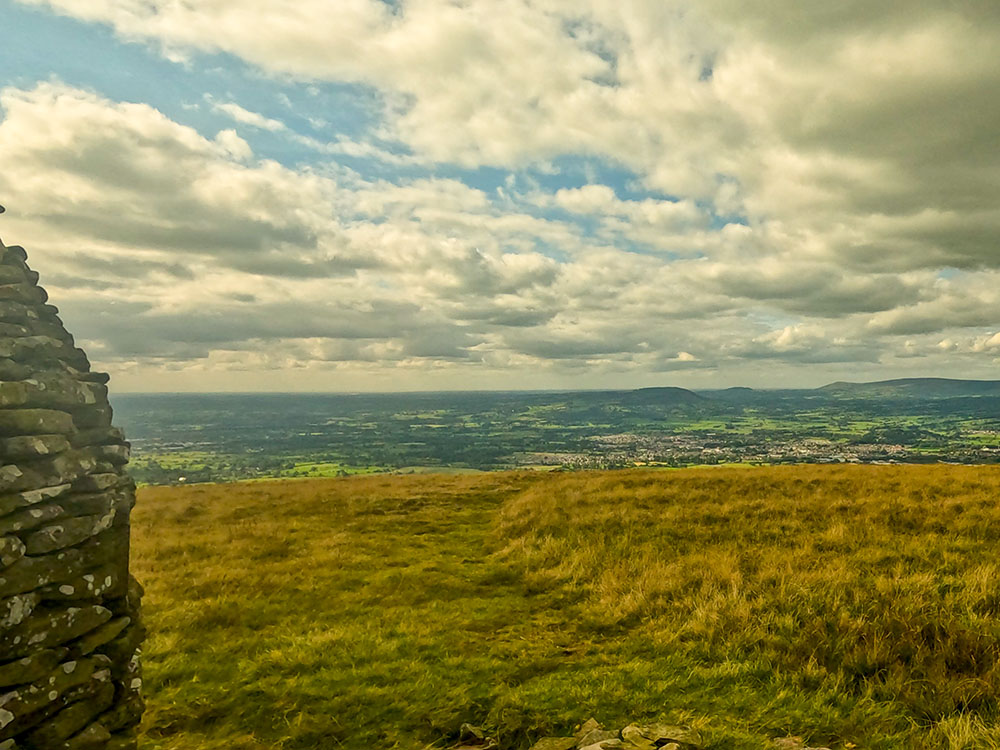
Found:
<box><xmin>455</xmin><ymin>304</ymin><xmax>557</xmax><ymax>328</ymax></box>
<box><xmin>702</xmin><ymin>263</ymin><xmax>930</xmax><ymax>316</ymax></box>
<box><xmin>704</xmin><ymin>1</ymin><xmax>1000</xmax><ymax>47</ymax></box>
<box><xmin>735</xmin><ymin>343</ymin><xmax>881</xmax><ymax>365</ymax></box>
<box><xmin>45</xmin><ymin>213</ymin><xmax>317</xmax><ymax>258</ymax></box>
<box><xmin>503</xmin><ymin>332</ymin><xmax>640</xmax><ymax>360</ymax></box>
<box><xmin>650</xmin><ymin>356</ymin><xmax>714</xmax><ymax>373</ymax></box>
<box><xmin>54</xmin><ymin>253</ymin><xmax>196</xmax><ymax>283</ymax></box>
<box><xmin>59</xmin><ymin>296</ymin><xmax>436</xmax><ymax>358</ymax></box>
<box><xmin>867</xmin><ymin>299</ymin><xmax>1000</xmax><ymax>336</ymax></box>
<box><xmin>730</xmin><ymin>326</ymin><xmax>883</xmax><ymax>365</ymax></box>
<box><xmin>400</xmin><ymin>329</ymin><xmax>476</xmax><ymax>359</ymax></box>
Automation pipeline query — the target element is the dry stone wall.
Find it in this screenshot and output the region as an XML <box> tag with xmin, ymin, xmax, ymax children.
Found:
<box><xmin>0</xmin><ymin>232</ymin><xmax>143</xmax><ymax>749</ymax></box>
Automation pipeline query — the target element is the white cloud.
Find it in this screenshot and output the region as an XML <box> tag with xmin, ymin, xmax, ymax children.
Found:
<box><xmin>214</xmin><ymin>128</ymin><xmax>253</xmax><ymax>160</ymax></box>
<box><xmin>208</xmin><ymin>98</ymin><xmax>287</xmax><ymax>132</ymax></box>
<box><xmin>21</xmin><ymin>0</ymin><xmax>1000</xmax><ymax>283</ymax></box>
<box><xmin>5</xmin><ymin>0</ymin><xmax>1000</xmax><ymax>389</ymax></box>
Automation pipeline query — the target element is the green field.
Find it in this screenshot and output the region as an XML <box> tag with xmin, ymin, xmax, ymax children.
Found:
<box><xmin>133</xmin><ymin>465</ymin><xmax>1000</xmax><ymax>749</ymax></box>
<box><xmin>114</xmin><ymin>388</ymin><xmax>1000</xmax><ymax>485</ymax></box>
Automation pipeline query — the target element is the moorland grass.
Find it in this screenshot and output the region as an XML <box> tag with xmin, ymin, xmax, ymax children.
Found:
<box><xmin>132</xmin><ymin>465</ymin><xmax>1000</xmax><ymax>749</ymax></box>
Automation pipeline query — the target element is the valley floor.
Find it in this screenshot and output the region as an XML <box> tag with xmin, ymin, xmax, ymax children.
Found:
<box><xmin>132</xmin><ymin>465</ymin><xmax>1000</xmax><ymax>749</ymax></box>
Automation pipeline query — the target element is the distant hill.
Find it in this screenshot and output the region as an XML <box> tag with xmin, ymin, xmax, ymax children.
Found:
<box><xmin>617</xmin><ymin>386</ymin><xmax>706</xmax><ymax>405</ymax></box>
<box><xmin>697</xmin><ymin>386</ymin><xmax>758</xmax><ymax>403</ymax></box>
<box><xmin>820</xmin><ymin>378</ymin><xmax>1000</xmax><ymax>398</ymax></box>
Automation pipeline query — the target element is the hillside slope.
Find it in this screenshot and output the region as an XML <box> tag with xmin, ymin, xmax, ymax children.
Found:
<box><xmin>820</xmin><ymin>377</ymin><xmax>1000</xmax><ymax>398</ymax></box>
<box><xmin>132</xmin><ymin>467</ymin><xmax>1000</xmax><ymax>750</ymax></box>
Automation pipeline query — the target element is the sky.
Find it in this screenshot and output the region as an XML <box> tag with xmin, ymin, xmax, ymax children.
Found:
<box><xmin>0</xmin><ymin>1</ymin><xmax>998</xmax><ymax>392</ymax></box>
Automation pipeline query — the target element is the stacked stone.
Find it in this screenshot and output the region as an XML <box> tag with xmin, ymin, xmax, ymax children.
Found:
<box><xmin>0</xmin><ymin>234</ymin><xmax>143</xmax><ymax>749</ymax></box>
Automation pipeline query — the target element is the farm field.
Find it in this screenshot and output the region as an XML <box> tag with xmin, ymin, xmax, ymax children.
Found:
<box><xmin>132</xmin><ymin>464</ymin><xmax>1000</xmax><ymax>750</ymax></box>
<box><xmin>113</xmin><ymin>382</ymin><xmax>1000</xmax><ymax>485</ymax></box>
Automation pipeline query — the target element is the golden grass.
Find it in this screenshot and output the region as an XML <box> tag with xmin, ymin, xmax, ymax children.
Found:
<box><xmin>132</xmin><ymin>465</ymin><xmax>1000</xmax><ymax>749</ymax></box>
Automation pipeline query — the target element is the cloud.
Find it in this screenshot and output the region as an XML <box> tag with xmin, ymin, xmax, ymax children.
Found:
<box><xmin>5</xmin><ymin>0</ymin><xmax>1000</xmax><ymax>394</ymax></box>
<box><xmin>208</xmin><ymin>98</ymin><xmax>288</xmax><ymax>132</ymax></box>
<box><xmin>18</xmin><ymin>1</ymin><xmax>1000</xmax><ymax>278</ymax></box>
<box><xmin>0</xmin><ymin>84</ymin><xmax>325</xmax><ymax>260</ymax></box>
<box><xmin>735</xmin><ymin>324</ymin><xmax>882</xmax><ymax>365</ymax></box>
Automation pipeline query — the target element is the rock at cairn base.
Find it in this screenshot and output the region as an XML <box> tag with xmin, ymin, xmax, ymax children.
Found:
<box><xmin>0</xmin><ymin>230</ymin><xmax>143</xmax><ymax>749</ymax></box>
<box><xmin>512</xmin><ymin>718</ymin><xmax>830</xmax><ymax>750</ymax></box>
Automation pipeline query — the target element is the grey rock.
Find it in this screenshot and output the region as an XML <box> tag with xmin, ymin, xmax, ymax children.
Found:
<box><xmin>0</xmin><ymin>283</ymin><xmax>43</xmax><ymax>306</ymax></box>
<box><xmin>87</xmin><ymin>445</ymin><xmax>130</xmax><ymax>468</ymax></box>
<box><xmin>19</xmin><ymin>682</ymin><xmax>114</xmax><ymax>748</ymax></box>
<box><xmin>529</xmin><ymin>739</ymin><xmax>577</xmax><ymax>750</ymax></box>
<box><xmin>105</xmin><ymin>734</ymin><xmax>138</xmax><ymax>750</ymax></box>
<box><xmin>0</xmin><ymin>537</ymin><xmax>25</xmax><ymax>568</ymax></box>
<box><xmin>0</xmin><ymin>593</ymin><xmax>38</xmax><ymax>628</ymax></box>
<box><xmin>0</xmin><ymin>409</ymin><xmax>74</xmax><ymax>438</ymax></box>
<box><xmin>70</xmin><ymin>475</ymin><xmax>123</xmax><ymax>494</ymax></box>
<box><xmin>0</xmin><ymin>503</ymin><xmax>65</xmax><ymax>535</ymax></box>
<box><xmin>0</xmin><ymin>484</ymin><xmax>71</xmax><ymax>517</ymax></box>
<box><xmin>0</xmin><ymin>453</ymin><xmax>98</xmax><ymax>495</ymax></box>
<box><xmin>76</xmin><ymin>529</ymin><xmax>129</xmax><ymax>571</ymax></box>
<box><xmin>99</xmin><ymin>692</ymin><xmax>143</xmax><ymax>734</ymax></box>
<box><xmin>68</xmin><ymin>428</ymin><xmax>125</xmax><ymax>450</ymax></box>
<box><xmin>0</xmin><ymin>655</ymin><xmax>111</xmax><ymax>740</ymax></box>
<box><xmin>0</xmin><ymin>267</ymin><xmax>26</xmax><ymax>286</ymax></box>
<box><xmin>579</xmin><ymin>729</ymin><xmax>620</xmax><ymax>747</ymax></box>
<box><xmin>23</xmin><ymin>509</ymin><xmax>116</xmax><ymax>555</ymax></box>
<box><xmin>52</xmin><ymin>493</ymin><xmax>113</xmax><ymax>520</ymax></box>
<box><xmin>2</xmin><ymin>245</ymin><xmax>27</xmax><ymax>262</ymax></box>
<box><xmin>459</xmin><ymin>723</ymin><xmax>486</xmax><ymax>742</ymax></box>
<box><xmin>0</xmin><ymin>360</ymin><xmax>31</xmax><ymax>381</ymax></box>
<box><xmin>772</xmin><ymin>739</ymin><xmax>831</xmax><ymax>750</ymax></box>
<box><xmin>70</xmin><ymin>406</ymin><xmax>112</xmax><ymax>431</ymax></box>
<box><xmin>95</xmin><ymin>626</ymin><xmax>144</xmax><ymax>673</ymax></box>
<box><xmin>24</xmin><ymin>320</ymin><xmax>70</xmax><ymax>344</ymax></box>
<box><xmin>74</xmin><ymin>371</ymin><xmax>109</xmax><ymax>386</ymax></box>
<box><xmin>0</xmin><ymin>376</ymin><xmax>104</xmax><ymax>410</ymax></box>
<box><xmin>0</xmin><ymin>649</ymin><xmax>69</xmax><ymax>689</ymax></box>
<box><xmin>38</xmin><ymin>564</ymin><xmax>123</xmax><ymax>603</ymax></box>
<box><xmin>0</xmin><ymin>503</ymin><xmax>66</xmax><ymax>536</ymax></box>
<box><xmin>4</xmin><ymin>336</ymin><xmax>69</xmax><ymax>364</ymax></box>
<box><xmin>575</xmin><ymin>719</ymin><xmax>602</xmax><ymax>740</ymax></box>
<box><xmin>0</xmin><ymin>548</ymin><xmax>84</xmax><ymax>597</ymax></box>
<box><xmin>0</xmin><ymin>323</ymin><xmax>30</xmax><ymax>338</ymax></box>
<box><xmin>41</xmin><ymin>451</ymin><xmax>102</xmax><ymax>487</ymax></box>
<box><xmin>0</xmin><ymin>435</ymin><xmax>71</xmax><ymax>461</ymax></box>
<box><xmin>59</xmin><ymin>720</ymin><xmax>110</xmax><ymax>749</ymax></box>
<box><xmin>0</xmin><ymin>605</ymin><xmax>112</xmax><ymax>660</ymax></box>
<box><xmin>0</xmin><ymin>301</ymin><xmax>31</xmax><ymax>324</ymax></box>
<box><xmin>0</xmin><ymin>466</ymin><xmax>23</xmax><ymax>494</ymax></box>
<box><xmin>0</xmin><ymin>383</ymin><xmax>30</xmax><ymax>407</ymax></box>
<box><xmin>621</xmin><ymin>724</ymin><xmax>702</xmax><ymax>749</ymax></box>
<box><xmin>73</xmin><ymin>617</ymin><xmax>130</xmax><ymax>656</ymax></box>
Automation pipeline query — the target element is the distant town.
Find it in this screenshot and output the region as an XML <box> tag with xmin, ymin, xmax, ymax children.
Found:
<box><xmin>113</xmin><ymin>379</ymin><xmax>1000</xmax><ymax>484</ymax></box>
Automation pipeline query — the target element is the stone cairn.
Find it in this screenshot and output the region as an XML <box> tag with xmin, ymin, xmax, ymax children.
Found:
<box><xmin>0</xmin><ymin>218</ymin><xmax>143</xmax><ymax>749</ymax></box>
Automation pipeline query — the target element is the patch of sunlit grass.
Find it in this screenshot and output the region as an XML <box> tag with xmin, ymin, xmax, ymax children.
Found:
<box><xmin>133</xmin><ymin>466</ymin><xmax>1000</xmax><ymax>749</ymax></box>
